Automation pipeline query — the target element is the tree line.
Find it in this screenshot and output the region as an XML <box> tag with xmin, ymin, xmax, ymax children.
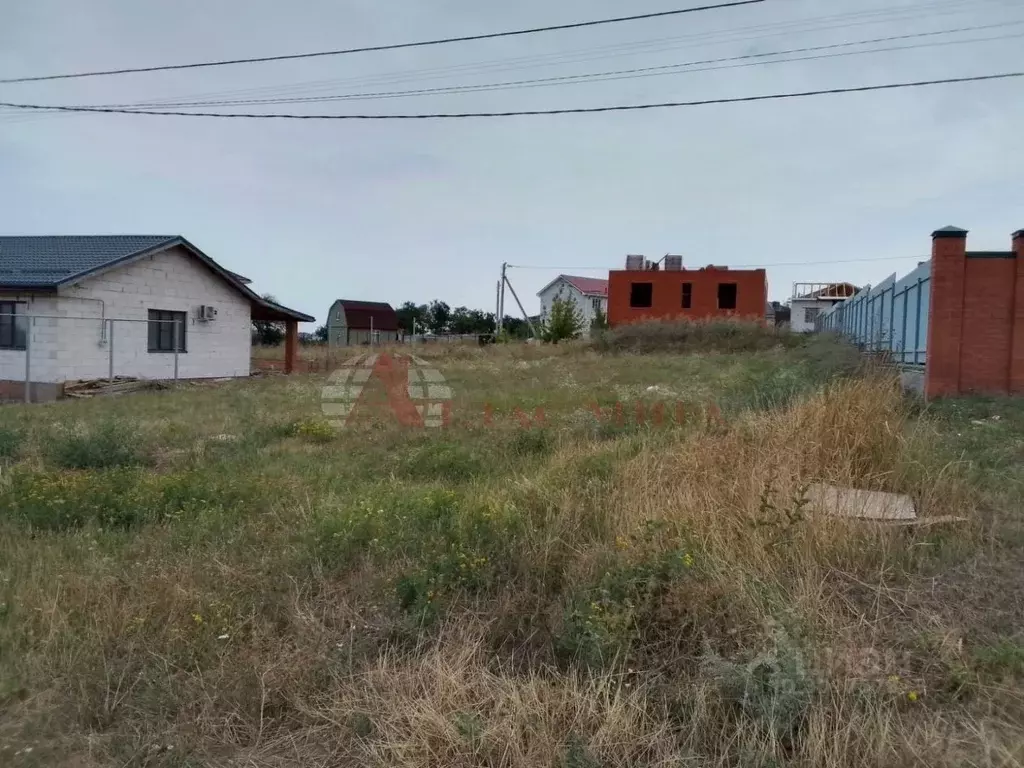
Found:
<box><xmin>252</xmin><ymin>296</ymin><xmax>537</xmax><ymax>346</ymax></box>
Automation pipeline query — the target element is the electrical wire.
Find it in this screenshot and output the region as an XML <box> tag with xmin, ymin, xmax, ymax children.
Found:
<box><xmin>86</xmin><ymin>0</ymin><xmax>1012</xmax><ymax>108</ymax></box>
<box><xmin>102</xmin><ymin>24</ymin><xmax>1023</xmax><ymax>108</ymax></box>
<box><xmin>2</xmin><ymin>71</ymin><xmax>1020</xmax><ymax>119</ymax></box>
<box><xmin>0</xmin><ymin>0</ymin><xmax>764</xmax><ymax>84</ymax></box>
<box><xmin>508</xmin><ymin>255</ymin><xmax>931</xmax><ymax>270</ymax></box>
<box><xmin>0</xmin><ymin>0</ymin><xmax>1005</xmax><ymax>125</ymax></box>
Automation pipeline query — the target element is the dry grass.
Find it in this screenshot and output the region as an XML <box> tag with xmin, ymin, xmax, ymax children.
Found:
<box><xmin>0</xmin><ymin>343</ymin><xmax>1021</xmax><ymax>767</ymax></box>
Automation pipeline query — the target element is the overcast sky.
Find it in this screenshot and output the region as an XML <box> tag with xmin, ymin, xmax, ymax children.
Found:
<box><xmin>1</xmin><ymin>0</ymin><xmax>1021</xmax><ymax>324</ymax></box>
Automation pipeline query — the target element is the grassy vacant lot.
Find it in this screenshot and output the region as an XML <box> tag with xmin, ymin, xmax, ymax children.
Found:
<box><xmin>0</xmin><ymin>331</ymin><xmax>1022</xmax><ymax>767</ymax></box>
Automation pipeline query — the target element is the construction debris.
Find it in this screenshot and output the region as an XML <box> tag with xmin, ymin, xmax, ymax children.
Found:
<box><xmin>64</xmin><ymin>377</ymin><xmax>170</xmax><ymax>399</ymax></box>
<box><xmin>808</xmin><ymin>483</ymin><xmax>917</xmax><ymax>522</ymax></box>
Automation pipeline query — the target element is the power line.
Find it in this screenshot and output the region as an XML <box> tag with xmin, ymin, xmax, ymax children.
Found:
<box><xmin>106</xmin><ymin>24</ymin><xmax>1023</xmax><ymax>108</ymax></box>
<box><xmin>101</xmin><ymin>0</ymin><xmax>999</xmax><ymax>106</ymax></box>
<box><xmin>508</xmin><ymin>255</ymin><xmax>930</xmax><ymax>270</ymax></box>
<box><xmin>0</xmin><ymin>0</ymin><xmax>1002</xmax><ymax>125</ymax></box>
<box><xmin>0</xmin><ymin>0</ymin><xmax>763</xmax><ymax>84</ymax></box>
<box><xmin>94</xmin><ymin>0</ymin><xmax>1014</xmax><ymax>110</ymax></box>
<box><xmin>3</xmin><ymin>71</ymin><xmax>1020</xmax><ymax>119</ymax></box>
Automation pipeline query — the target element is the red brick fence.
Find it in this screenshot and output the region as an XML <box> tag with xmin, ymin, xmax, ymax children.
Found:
<box><xmin>926</xmin><ymin>227</ymin><xmax>1024</xmax><ymax>398</ymax></box>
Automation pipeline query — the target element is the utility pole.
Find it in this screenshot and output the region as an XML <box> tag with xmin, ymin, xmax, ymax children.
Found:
<box><xmin>503</xmin><ymin>273</ymin><xmax>538</xmax><ymax>340</ymax></box>
<box><xmin>498</xmin><ymin>262</ymin><xmax>507</xmax><ymax>336</ymax></box>
<box><xmin>495</xmin><ymin>280</ymin><xmax>502</xmax><ymax>338</ymax></box>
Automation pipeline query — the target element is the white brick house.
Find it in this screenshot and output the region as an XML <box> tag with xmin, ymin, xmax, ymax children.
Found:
<box><xmin>537</xmin><ymin>275</ymin><xmax>609</xmax><ymax>332</ymax></box>
<box><xmin>0</xmin><ymin>236</ymin><xmax>313</xmax><ymax>400</ymax></box>
<box><xmin>789</xmin><ymin>282</ymin><xmax>860</xmax><ymax>333</ymax></box>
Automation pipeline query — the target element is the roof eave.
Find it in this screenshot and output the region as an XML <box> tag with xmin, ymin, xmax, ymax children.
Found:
<box><xmin>0</xmin><ymin>284</ymin><xmax>60</xmax><ymax>292</ymax></box>
<box><xmin>252</xmin><ymin>297</ymin><xmax>315</xmax><ymax>323</ymax></box>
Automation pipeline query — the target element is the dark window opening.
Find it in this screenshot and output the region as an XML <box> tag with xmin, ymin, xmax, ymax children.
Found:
<box><xmin>717</xmin><ymin>283</ymin><xmax>738</xmax><ymax>310</ymax></box>
<box><xmin>0</xmin><ymin>302</ymin><xmax>27</xmax><ymax>350</ymax></box>
<box><xmin>681</xmin><ymin>283</ymin><xmax>693</xmax><ymax>309</ymax></box>
<box><xmin>629</xmin><ymin>282</ymin><xmax>653</xmax><ymax>308</ymax></box>
<box><xmin>148</xmin><ymin>309</ymin><xmax>187</xmax><ymax>353</ymax></box>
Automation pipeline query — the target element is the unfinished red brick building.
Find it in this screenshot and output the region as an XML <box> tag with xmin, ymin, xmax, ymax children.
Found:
<box><xmin>606</xmin><ymin>255</ymin><xmax>767</xmax><ymax>327</ymax></box>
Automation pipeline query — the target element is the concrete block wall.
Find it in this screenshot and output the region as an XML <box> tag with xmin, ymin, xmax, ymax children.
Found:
<box><xmin>61</xmin><ymin>246</ymin><xmax>251</xmax><ymax>380</ymax></box>
<box><xmin>0</xmin><ymin>295</ymin><xmax>64</xmax><ymax>384</ymax></box>
<box><xmin>925</xmin><ymin>228</ymin><xmax>1024</xmax><ymax>397</ymax></box>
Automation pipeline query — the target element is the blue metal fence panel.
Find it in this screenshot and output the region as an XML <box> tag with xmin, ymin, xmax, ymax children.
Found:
<box><xmin>817</xmin><ymin>260</ymin><xmax>930</xmax><ymax>365</ymax></box>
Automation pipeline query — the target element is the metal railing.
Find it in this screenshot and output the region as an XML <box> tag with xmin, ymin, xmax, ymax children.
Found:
<box><xmin>817</xmin><ymin>261</ymin><xmax>931</xmax><ymax>365</ymax></box>
<box><xmin>0</xmin><ymin>313</ymin><xmax>187</xmax><ymax>402</ymax></box>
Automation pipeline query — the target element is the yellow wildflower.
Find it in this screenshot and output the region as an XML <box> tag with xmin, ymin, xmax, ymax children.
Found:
<box><xmin>907</xmin><ymin>691</ymin><xmax>918</xmax><ymax>702</ymax></box>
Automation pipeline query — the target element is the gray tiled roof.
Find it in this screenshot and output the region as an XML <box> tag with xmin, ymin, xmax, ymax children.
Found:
<box><xmin>0</xmin><ymin>235</ymin><xmax>315</xmax><ymax>322</ymax></box>
<box><xmin>0</xmin><ymin>235</ymin><xmax>177</xmax><ymax>287</ymax></box>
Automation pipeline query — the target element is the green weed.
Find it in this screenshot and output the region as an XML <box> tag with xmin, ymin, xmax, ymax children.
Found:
<box><xmin>44</xmin><ymin>419</ymin><xmax>147</xmax><ymax>469</ymax></box>
<box><xmin>0</xmin><ymin>425</ymin><xmax>22</xmax><ymax>459</ymax></box>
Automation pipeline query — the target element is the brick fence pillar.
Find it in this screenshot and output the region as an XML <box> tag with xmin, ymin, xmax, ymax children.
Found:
<box><xmin>1011</xmin><ymin>230</ymin><xmax>1024</xmax><ymax>393</ymax></box>
<box><xmin>925</xmin><ymin>226</ymin><xmax>968</xmax><ymax>399</ymax></box>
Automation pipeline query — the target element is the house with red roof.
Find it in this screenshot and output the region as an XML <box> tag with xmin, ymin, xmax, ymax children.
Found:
<box><xmin>537</xmin><ymin>275</ymin><xmax>609</xmax><ymax>333</ymax></box>
<box><xmin>326</xmin><ymin>299</ymin><xmax>400</xmax><ymax>346</ymax></box>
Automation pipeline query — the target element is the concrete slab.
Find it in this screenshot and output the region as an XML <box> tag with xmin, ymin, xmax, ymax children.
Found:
<box><xmin>808</xmin><ymin>483</ymin><xmax>917</xmax><ymax>521</ymax></box>
<box><xmin>899</xmin><ymin>370</ymin><xmax>925</xmax><ymax>396</ymax></box>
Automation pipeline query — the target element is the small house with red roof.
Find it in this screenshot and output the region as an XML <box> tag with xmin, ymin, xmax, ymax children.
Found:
<box><xmin>537</xmin><ymin>275</ymin><xmax>609</xmax><ymax>332</ymax></box>
<box><xmin>327</xmin><ymin>299</ymin><xmax>400</xmax><ymax>346</ymax></box>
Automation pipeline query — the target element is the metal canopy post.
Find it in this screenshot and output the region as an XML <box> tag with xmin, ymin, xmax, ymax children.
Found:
<box><xmin>108</xmin><ymin>319</ymin><xmax>115</xmax><ymax>383</ymax></box>
<box><xmin>23</xmin><ymin>316</ymin><xmax>31</xmax><ymax>403</ymax></box>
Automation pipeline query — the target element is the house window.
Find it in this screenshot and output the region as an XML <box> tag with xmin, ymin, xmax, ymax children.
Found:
<box><xmin>0</xmin><ymin>302</ymin><xmax>27</xmax><ymax>350</ymax></box>
<box><xmin>591</xmin><ymin>297</ymin><xmax>603</xmax><ymax>314</ymax></box>
<box><xmin>804</xmin><ymin>307</ymin><xmax>821</xmax><ymax>324</ymax></box>
<box><xmin>148</xmin><ymin>309</ymin><xmax>187</xmax><ymax>353</ymax></box>
<box><xmin>717</xmin><ymin>283</ymin><xmax>738</xmax><ymax>310</ymax></box>
<box><xmin>629</xmin><ymin>283</ymin><xmax>653</xmax><ymax>308</ymax></box>
<box><xmin>681</xmin><ymin>283</ymin><xmax>693</xmax><ymax>309</ymax></box>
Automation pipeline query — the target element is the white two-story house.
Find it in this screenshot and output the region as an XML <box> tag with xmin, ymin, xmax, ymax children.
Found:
<box><xmin>537</xmin><ymin>275</ymin><xmax>609</xmax><ymax>333</ymax></box>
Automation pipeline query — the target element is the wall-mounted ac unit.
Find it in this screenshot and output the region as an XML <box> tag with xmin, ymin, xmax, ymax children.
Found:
<box><xmin>197</xmin><ymin>305</ymin><xmax>218</xmax><ymax>321</ymax></box>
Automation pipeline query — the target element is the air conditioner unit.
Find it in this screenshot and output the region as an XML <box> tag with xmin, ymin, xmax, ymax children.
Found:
<box><xmin>198</xmin><ymin>305</ymin><xmax>218</xmax><ymax>321</ymax></box>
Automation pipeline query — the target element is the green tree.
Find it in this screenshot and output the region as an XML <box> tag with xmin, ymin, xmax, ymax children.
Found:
<box><xmin>396</xmin><ymin>301</ymin><xmax>428</xmax><ymax>335</ymax></box>
<box><xmin>252</xmin><ymin>293</ymin><xmax>285</xmax><ymax>346</ymax></box>
<box><xmin>313</xmin><ymin>324</ymin><xmax>329</xmax><ymax>343</ymax></box>
<box><xmin>543</xmin><ymin>298</ymin><xmax>585</xmax><ymax>343</ymax></box>
<box><xmin>450</xmin><ymin>307</ymin><xmax>497</xmax><ymax>335</ymax></box>
<box><xmin>590</xmin><ymin>306</ymin><xmax>609</xmax><ymax>335</ymax></box>
<box><xmin>426</xmin><ymin>300</ymin><xmax>451</xmax><ymax>334</ymax></box>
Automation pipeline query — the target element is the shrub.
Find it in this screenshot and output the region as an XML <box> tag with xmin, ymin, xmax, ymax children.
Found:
<box><xmin>543</xmin><ymin>298</ymin><xmax>586</xmax><ymax>343</ymax></box>
<box><xmin>556</xmin><ymin>547</ymin><xmax>698</xmax><ymax>667</ymax></box>
<box><xmin>508</xmin><ymin>427</ymin><xmax>553</xmax><ymax>458</ymax></box>
<box><xmin>705</xmin><ymin>625</ymin><xmax>815</xmax><ymax>739</ymax></box>
<box><xmin>294</xmin><ymin>418</ymin><xmax>337</xmax><ymax>443</ymax></box>
<box><xmin>0</xmin><ymin>466</ymin><xmax>258</xmax><ymax>532</ymax></box>
<box><xmin>398</xmin><ymin>441</ymin><xmax>484</xmax><ymax>482</ymax></box>
<box><xmin>0</xmin><ymin>426</ymin><xmax>22</xmax><ymax>460</ymax></box>
<box><xmin>592</xmin><ymin>318</ymin><xmax>801</xmax><ymax>354</ymax></box>
<box><xmin>44</xmin><ymin>419</ymin><xmax>147</xmax><ymax>469</ymax></box>
<box><xmin>313</xmin><ymin>489</ymin><xmax>524</xmax><ymax>618</ymax></box>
